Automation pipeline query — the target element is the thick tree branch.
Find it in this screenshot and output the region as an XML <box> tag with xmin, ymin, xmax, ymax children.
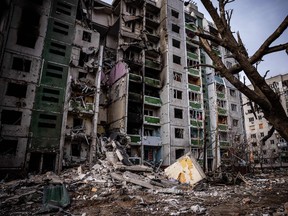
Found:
<box><xmin>185</xmin><ymin>64</ymin><xmax>217</xmax><ymax>70</ymax></box>
<box><xmin>250</xmin><ymin>15</ymin><xmax>288</xmax><ymax>63</ymax></box>
<box><xmin>261</xmin><ymin>127</ymin><xmax>275</xmax><ymax>145</ymax></box>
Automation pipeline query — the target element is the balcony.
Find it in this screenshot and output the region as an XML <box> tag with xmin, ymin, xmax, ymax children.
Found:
<box><xmin>144</xmin><ymin>115</ymin><xmax>160</xmax><ymax>125</ymax></box>
<box><xmin>217</xmin><ymin>92</ymin><xmax>225</xmax><ymax>99</ymax></box>
<box><xmin>187</xmin><ymin>51</ymin><xmax>198</xmax><ymax>60</ymax></box>
<box><xmin>215</xmin><ymin>76</ymin><xmax>224</xmax><ymax>84</ymax></box>
<box><xmin>69</xmin><ymin>100</ymin><xmax>94</xmax><ymax>114</ymax></box>
<box><xmin>144</xmin><ymin>77</ymin><xmax>161</xmax><ymax>88</ymax></box>
<box><xmin>190</xmin><ymin>101</ymin><xmax>201</xmax><ymax>109</ymax></box>
<box><xmin>191</xmin><ymin>120</ymin><xmax>203</xmax><ymax>127</ymax></box>
<box><xmin>144</xmin><ymin>95</ymin><xmax>161</xmax><ymax>107</ymax></box>
<box><xmin>218</xmin><ymin>124</ymin><xmax>228</xmax><ymax>131</ymax></box>
<box><xmin>145</xmin><ymin>59</ymin><xmax>161</xmax><ymax>70</ymax></box>
<box><xmin>142</xmin><ymin>136</ymin><xmax>161</xmax><ymax>146</ymax></box>
<box><xmin>220</xmin><ymin>141</ymin><xmax>230</xmax><ymax>147</ymax></box>
<box><xmin>189</xmin><ymin>84</ymin><xmax>201</xmax><ymax>92</ymax></box>
<box><xmin>129</xmin><ymin>92</ymin><xmax>142</xmax><ymax>103</ymax></box>
<box><xmin>188</xmin><ymin>68</ymin><xmax>200</xmax><ymax>76</ymax></box>
<box><xmin>185</xmin><ymin>23</ymin><xmax>196</xmax><ymax>31</ymax></box>
<box><xmin>218</xmin><ymin>107</ymin><xmax>227</xmax><ymax>115</ymax></box>
<box><xmin>191</xmin><ymin>138</ymin><xmax>203</xmax><ymax>146</ymax></box>
<box><xmin>129</xmin><ymin>73</ymin><xmax>142</xmax><ymax>83</ymax></box>
<box><xmin>129</xmin><ymin>134</ymin><xmax>141</xmax><ymax>145</ymax></box>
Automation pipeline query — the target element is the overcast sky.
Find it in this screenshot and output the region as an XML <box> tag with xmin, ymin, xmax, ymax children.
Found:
<box><xmin>102</xmin><ymin>0</ymin><xmax>287</xmax><ymax>78</ymax></box>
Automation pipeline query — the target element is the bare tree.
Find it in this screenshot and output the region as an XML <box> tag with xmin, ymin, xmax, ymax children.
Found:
<box><xmin>193</xmin><ymin>0</ymin><xmax>288</xmax><ymax>141</ymax></box>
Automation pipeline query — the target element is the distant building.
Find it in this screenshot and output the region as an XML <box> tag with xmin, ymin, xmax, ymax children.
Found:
<box><xmin>242</xmin><ymin>74</ymin><xmax>288</xmax><ymax>166</ymax></box>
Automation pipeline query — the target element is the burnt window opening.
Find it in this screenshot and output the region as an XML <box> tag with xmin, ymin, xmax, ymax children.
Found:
<box><xmin>172</xmin><ymin>39</ymin><xmax>180</xmax><ymax>48</ymax></box>
<box><xmin>0</xmin><ymin>139</ymin><xmax>18</xmax><ymax>155</ymax></box>
<box><xmin>173</xmin><ymin>72</ymin><xmax>182</xmax><ymax>82</ymax></box>
<box><xmin>56</xmin><ymin>2</ymin><xmax>72</xmax><ymax>16</ymax></box>
<box><xmin>175</xmin><ymin>128</ymin><xmax>184</xmax><ymax>139</ymax></box>
<box><xmin>12</xmin><ymin>57</ymin><xmax>31</xmax><ymax>72</ymax></box>
<box><xmin>49</xmin><ymin>42</ymin><xmax>66</xmax><ymax>56</ymax></box>
<box><xmin>78</xmin><ymin>51</ymin><xmax>88</xmax><ymax>67</ymax></box>
<box><xmin>175</xmin><ymin>149</ymin><xmax>184</xmax><ymax>159</ymax></box>
<box><xmin>29</xmin><ymin>153</ymin><xmax>55</xmax><ymax>173</ymax></box>
<box><xmin>174</xmin><ymin>108</ymin><xmax>183</xmax><ymax>119</ymax></box>
<box><xmin>71</xmin><ymin>144</ymin><xmax>81</xmax><ymax>157</ymax></box>
<box><xmin>174</xmin><ymin>89</ymin><xmax>182</xmax><ymax>99</ymax></box>
<box><xmin>78</xmin><ymin>72</ymin><xmax>87</xmax><ymax>79</ymax></box>
<box><xmin>53</xmin><ymin>21</ymin><xmax>69</xmax><ymax>35</ymax></box>
<box><xmin>1</xmin><ymin>110</ymin><xmax>22</xmax><ymax>125</ymax></box>
<box><xmin>46</xmin><ymin>63</ymin><xmax>64</xmax><ymax>79</ymax></box>
<box><xmin>171</xmin><ymin>10</ymin><xmax>179</xmax><ymax>19</ymax></box>
<box><xmin>38</xmin><ymin>113</ymin><xmax>57</xmax><ymax>128</ymax></box>
<box><xmin>6</xmin><ymin>83</ymin><xmax>27</xmax><ymax>98</ymax></box>
<box><xmin>172</xmin><ymin>24</ymin><xmax>180</xmax><ymax>33</ymax></box>
<box><xmin>82</xmin><ymin>31</ymin><xmax>91</xmax><ymax>42</ymax></box>
<box><xmin>173</xmin><ymin>55</ymin><xmax>181</xmax><ymax>65</ymax></box>
<box><xmin>73</xmin><ymin>118</ymin><xmax>83</xmax><ymax>128</ymax></box>
<box><xmin>17</xmin><ymin>8</ymin><xmax>40</xmax><ymax>48</ymax></box>
<box><xmin>42</xmin><ymin>88</ymin><xmax>60</xmax><ymax>103</ymax></box>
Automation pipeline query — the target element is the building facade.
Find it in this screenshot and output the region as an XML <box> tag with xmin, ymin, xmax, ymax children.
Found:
<box><xmin>243</xmin><ymin>74</ymin><xmax>288</xmax><ymax>166</ymax></box>
<box><xmin>0</xmin><ymin>0</ymin><xmax>246</xmax><ymax>173</ymax></box>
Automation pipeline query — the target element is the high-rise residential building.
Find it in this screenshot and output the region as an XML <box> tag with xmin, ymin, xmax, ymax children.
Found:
<box><xmin>243</xmin><ymin>74</ymin><xmax>288</xmax><ymax>166</ymax></box>
<box><xmin>0</xmin><ymin>0</ymin><xmax>246</xmax><ymax>173</ymax></box>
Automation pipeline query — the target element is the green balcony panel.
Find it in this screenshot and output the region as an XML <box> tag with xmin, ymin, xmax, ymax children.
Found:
<box><xmin>145</xmin><ymin>59</ymin><xmax>161</xmax><ymax>70</ymax></box>
<box><xmin>129</xmin><ymin>73</ymin><xmax>142</xmax><ymax>82</ymax></box>
<box><xmin>187</xmin><ymin>51</ymin><xmax>198</xmax><ymax>60</ymax></box>
<box><xmin>189</xmin><ymin>84</ymin><xmax>201</xmax><ymax>92</ymax></box>
<box><xmin>188</xmin><ymin>68</ymin><xmax>199</xmax><ymax>76</ymax></box>
<box><xmin>144</xmin><ymin>95</ymin><xmax>161</xmax><ymax>107</ymax></box>
<box><xmin>185</xmin><ymin>23</ymin><xmax>196</xmax><ymax>31</ymax></box>
<box><xmin>191</xmin><ymin>120</ymin><xmax>203</xmax><ymax>127</ymax></box>
<box><xmin>220</xmin><ymin>141</ymin><xmax>230</xmax><ymax>147</ymax></box>
<box><xmin>218</xmin><ymin>124</ymin><xmax>228</xmax><ymax>131</ymax></box>
<box><xmin>218</xmin><ymin>107</ymin><xmax>227</xmax><ymax>115</ymax></box>
<box><xmin>215</xmin><ymin>76</ymin><xmax>224</xmax><ymax>84</ymax></box>
<box><xmin>144</xmin><ymin>115</ymin><xmax>160</xmax><ymax>125</ymax></box>
<box><xmin>144</xmin><ymin>77</ymin><xmax>161</xmax><ymax>88</ymax></box>
<box><xmin>191</xmin><ymin>139</ymin><xmax>203</xmax><ymax>146</ymax></box>
<box><xmin>129</xmin><ymin>134</ymin><xmax>141</xmax><ymax>143</ymax></box>
<box><xmin>129</xmin><ymin>92</ymin><xmax>142</xmax><ymax>103</ymax></box>
<box><xmin>190</xmin><ymin>101</ymin><xmax>202</xmax><ymax>109</ymax></box>
<box><xmin>69</xmin><ymin>101</ymin><xmax>94</xmax><ymax>114</ymax></box>
<box><xmin>217</xmin><ymin>92</ymin><xmax>225</xmax><ymax>99</ymax></box>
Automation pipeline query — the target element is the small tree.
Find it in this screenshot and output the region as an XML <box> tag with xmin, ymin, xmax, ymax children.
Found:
<box><xmin>193</xmin><ymin>0</ymin><xmax>288</xmax><ymax>141</ymax></box>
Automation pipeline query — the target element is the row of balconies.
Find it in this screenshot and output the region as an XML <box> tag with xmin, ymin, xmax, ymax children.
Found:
<box><xmin>129</xmin><ymin>73</ymin><xmax>161</xmax><ymax>88</ymax></box>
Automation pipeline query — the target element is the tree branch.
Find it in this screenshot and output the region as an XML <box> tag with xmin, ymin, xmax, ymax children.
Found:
<box><xmin>250</xmin><ymin>15</ymin><xmax>288</xmax><ymax>63</ymax></box>
<box><xmin>185</xmin><ymin>64</ymin><xmax>217</xmax><ymax>70</ymax></box>
<box><xmin>261</xmin><ymin>126</ymin><xmax>275</xmax><ymax>145</ymax></box>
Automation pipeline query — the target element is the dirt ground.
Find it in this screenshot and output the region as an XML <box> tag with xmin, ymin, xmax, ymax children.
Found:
<box><xmin>2</xmin><ymin>169</ymin><xmax>288</xmax><ymax>216</ymax></box>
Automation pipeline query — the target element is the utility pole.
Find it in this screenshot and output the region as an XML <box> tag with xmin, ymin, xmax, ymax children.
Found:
<box><xmin>90</xmin><ymin>45</ymin><xmax>104</xmax><ymax>167</ymax></box>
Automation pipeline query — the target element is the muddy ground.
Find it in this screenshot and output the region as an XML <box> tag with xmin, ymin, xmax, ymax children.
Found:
<box><xmin>1</xmin><ymin>169</ymin><xmax>288</xmax><ymax>216</ymax></box>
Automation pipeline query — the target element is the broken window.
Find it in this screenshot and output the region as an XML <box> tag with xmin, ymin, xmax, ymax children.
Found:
<box><xmin>0</xmin><ymin>139</ymin><xmax>17</xmax><ymax>155</ymax></box>
<box><xmin>172</xmin><ymin>24</ymin><xmax>180</xmax><ymax>33</ymax></box>
<box><xmin>73</xmin><ymin>118</ymin><xmax>83</xmax><ymax>128</ymax></box>
<box><xmin>232</xmin><ymin>119</ymin><xmax>238</xmax><ymax>126</ymax></box>
<box><xmin>175</xmin><ymin>149</ymin><xmax>184</xmax><ymax>160</ymax></box>
<box><xmin>49</xmin><ymin>42</ymin><xmax>66</xmax><ymax>56</ymax></box>
<box><xmin>12</xmin><ymin>57</ymin><xmax>31</xmax><ymax>72</ymax></box>
<box><xmin>173</xmin><ymin>72</ymin><xmax>182</xmax><ymax>82</ymax></box>
<box><xmin>38</xmin><ymin>114</ymin><xmax>57</xmax><ymax>128</ymax></box>
<box><xmin>174</xmin><ymin>108</ymin><xmax>183</xmax><ymax>119</ymax></box>
<box><xmin>259</xmin><ymin>123</ymin><xmax>263</xmax><ymax>129</ymax></box>
<box><xmin>53</xmin><ymin>21</ymin><xmax>69</xmax><ymax>35</ymax></box>
<box><xmin>226</xmin><ymin>61</ymin><xmax>232</xmax><ymax>69</ymax></box>
<box><xmin>56</xmin><ymin>1</ymin><xmax>72</xmax><ymax>16</ymax></box>
<box><xmin>46</xmin><ymin>63</ymin><xmax>64</xmax><ymax>79</ymax></box>
<box><xmin>71</xmin><ymin>144</ymin><xmax>81</xmax><ymax>157</ymax></box>
<box><xmin>1</xmin><ymin>110</ymin><xmax>22</xmax><ymax>125</ymax></box>
<box><xmin>217</xmin><ymin>100</ymin><xmax>226</xmax><ymax>108</ymax></box>
<box><xmin>78</xmin><ymin>50</ymin><xmax>88</xmax><ymax>67</ymax></box>
<box><xmin>78</xmin><ymin>72</ymin><xmax>87</xmax><ymax>79</ymax></box>
<box><xmin>231</xmin><ymin>103</ymin><xmax>237</xmax><ymax>111</ymax></box>
<box><xmin>172</xmin><ymin>39</ymin><xmax>180</xmax><ymax>48</ymax></box>
<box><xmin>144</xmin><ymin>109</ymin><xmax>153</xmax><ymax>116</ymax></box>
<box><xmin>173</xmin><ymin>55</ymin><xmax>181</xmax><ymax>65</ymax></box>
<box><xmin>175</xmin><ymin>128</ymin><xmax>184</xmax><ymax>139</ymax></box>
<box><xmin>249</xmin><ymin>117</ymin><xmax>254</xmax><ymax>122</ymax></box>
<box><xmin>187</xmin><ymin>59</ymin><xmax>199</xmax><ymax>68</ymax></box>
<box><xmin>82</xmin><ymin>31</ymin><xmax>91</xmax><ymax>42</ymax></box>
<box><xmin>17</xmin><ymin>8</ymin><xmax>40</xmax><ymax>48</ymax></box>
<box><xmin>260</xmin><ymin>132</ymin><xmax>264</xmax><ymax>137</ymax></box>
<box><xmin>126</xmin><ymin>6</ymin><xmax>136</xmax><ymax>15</ymax></box>
<box><xmin>251</xmin><ymin>134</ymin><xmax>256</xmax><ymax>138</ymax></box>
<box><xmin>6</xmin><ymin>82</ymin><xmax>27</xmax><ymax>98</ymax></box>
<box><xmin>42</xmin><ymin>88</ymin><xmax>60</xmax><ymax>103</ymax></box>
<box><xmin>173</xmin><ymin>89</ymin><xmax>182</xmax><ymax>99</ymax></box>
<box><xmin>171</xmin><ymin>10</ymin><xmax>179</xmax><ymax>19</ymax></box>
<box><xmin>190</xmin><ymin>110</ymin><xmax>202</xmax><ymax>120</ymax></box>
<box><xmin>270</xmin><ymin>140</ymin><xmax>275</xmax><ymax>144</ymax></box>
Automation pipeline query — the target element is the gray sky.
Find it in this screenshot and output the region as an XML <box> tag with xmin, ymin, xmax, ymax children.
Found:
<box><xmin>102</xmin><ymin>0</ymin><xmax>287</xmax><ymax>78</ymax></box>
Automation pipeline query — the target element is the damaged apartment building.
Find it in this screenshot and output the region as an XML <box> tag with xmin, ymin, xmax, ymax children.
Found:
<box><xmin>0</xmin><ymin>0</ymin><xmax>245</xmax><ymax>173</ymax></box>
